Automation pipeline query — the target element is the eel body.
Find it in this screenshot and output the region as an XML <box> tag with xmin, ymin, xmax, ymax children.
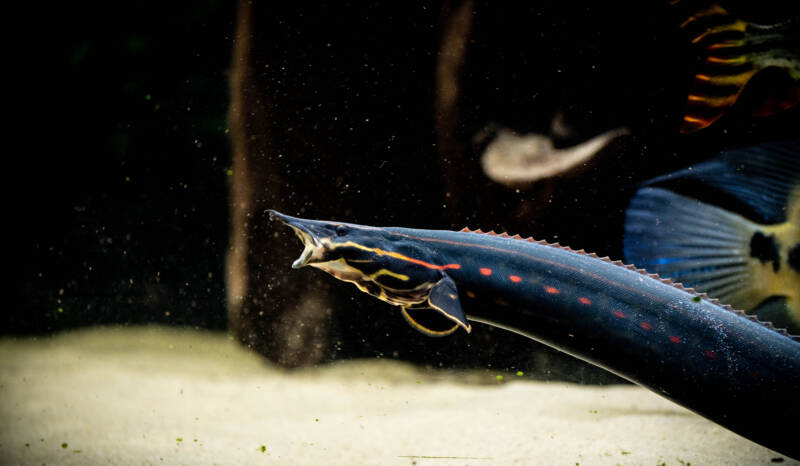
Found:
<box><xmin>270</xmin><ymin>210</ymin><xmax>800</xmax><ymax>459</ymax></box>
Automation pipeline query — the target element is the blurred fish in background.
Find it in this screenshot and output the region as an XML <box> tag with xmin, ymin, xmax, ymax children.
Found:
<box><xmin>671</xmin><ymin>0</ymin><xmax>800</xmax><ymax>133</ymax></box>
<box><xmin>624</xmin><ymin>142</ymin><xmax>800</xmax><ymax>331</ymax></box>
<box><xmin>479</xmin><ymin>125</ymin><xmax>629</xmax><ymax>186</ymax></box>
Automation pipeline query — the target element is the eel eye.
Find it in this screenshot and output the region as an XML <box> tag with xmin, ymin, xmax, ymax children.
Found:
<box><xmin>336</xmin><ymin>225</ymin><xmax>348</xmax><ymax>237</ymax></box>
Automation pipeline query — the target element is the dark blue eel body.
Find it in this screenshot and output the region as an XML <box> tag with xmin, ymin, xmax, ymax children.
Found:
<box><xmin>271</xmin><ymin>211</ymin><xmax>800</xmax><ymax>458</ymax></box>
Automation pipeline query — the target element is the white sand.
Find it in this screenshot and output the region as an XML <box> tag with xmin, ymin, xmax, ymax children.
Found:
<box><xmin>0</xmin><ymin>326</ymin><xmax>793</xmax><ymax>465</ymax></box>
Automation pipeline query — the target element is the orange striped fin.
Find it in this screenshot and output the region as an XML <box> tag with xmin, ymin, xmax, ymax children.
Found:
<box><xmin>672</xmin><ymin>1</ymin><xmax>757</xmax><ymax>132</ymax></box>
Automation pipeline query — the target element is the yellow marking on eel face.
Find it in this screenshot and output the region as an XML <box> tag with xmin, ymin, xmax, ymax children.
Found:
<box><xmin>328</xmin><ymin>241</ymin><xmax>460</xmax><ymax>271</ymax></box>
<box><xmin>367</xmin><ymin>268</ymin><xmax>410</xmax><ymax>282</ymax></box>
<box><xmin>310</xmin><ymin>257</ymin><xmax>409</xmax><ymax>284</ymax></box>
<box><xmin>310</xmin><ymin>257</ymin><xmax>368</xmax><ymax>281</ymax></box>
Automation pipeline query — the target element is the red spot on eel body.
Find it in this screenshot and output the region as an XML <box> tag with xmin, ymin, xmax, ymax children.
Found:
<box><xmin>480</xmin><ymin>268</ymin><xmax>492</xmax><ymax>276</ymax></box>
<box><xmin>545</xmin><ymin>286</ymin><xmax>560</xmax><ymax>294</ymax></box>
<box><xmin>640</xmin><ymin>322</ymin><xmax>653</xmax><ymax>331</ymax></box>
<box><xmin>509</xmin><ymin>275</ymin><xmax>522</xmax><ymax>283</ymax></box>
<box><xmin>578</xmin><ymin>297</ymin><xmax>591</xmax><ymax>305</ymax></box>
<box><xmin>612</xmin><ymin>310</ymin><xmax>626</xmax><ymax>318</ymax></box>
<box><xmin>668</xmin><ymin>335</ymin><xmax>681</xmax><ymax>344</ymax></box>
<box><xmin>704</xmin><ymin>350</ymin><xmax>717</xmax><ymax>359</ymax></box>
<box><xmin>466</xmin><ymin>290</ymin><xmax>476</xmax><ymax>298</ymax></box>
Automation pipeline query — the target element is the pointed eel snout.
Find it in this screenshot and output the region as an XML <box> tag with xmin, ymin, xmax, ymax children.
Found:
<box><xmin>267</xmin><ymin>209</ymin><xmax>325</xmax><ymax>268</ymax></box>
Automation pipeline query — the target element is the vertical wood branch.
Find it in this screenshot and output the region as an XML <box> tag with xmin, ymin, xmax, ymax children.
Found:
<box><xmin>226</xmin><ymin>0</ymin><xmax>332</xmax><ymax>366</ymax></box>
<box><xmin>226</xmin><ymin>0</ymin><xmax>257</xmax><ymax>336</ymax></box>
<box><xmin>435</xmin><ymin>0</ymin><xmax>475</xmax><ymax>226</ymax></box>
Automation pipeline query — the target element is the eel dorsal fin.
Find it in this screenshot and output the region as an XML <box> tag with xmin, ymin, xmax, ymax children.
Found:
<box><xmin>456</xmin><ymin>226</ymin><xmax>800</xmax><ymax>342</ymax></box>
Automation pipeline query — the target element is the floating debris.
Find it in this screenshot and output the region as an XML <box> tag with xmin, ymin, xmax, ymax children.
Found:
<box><xmin>480</xmin><ymin>127</ymin><xmax>628</xmax><ymax>186</ymax></box>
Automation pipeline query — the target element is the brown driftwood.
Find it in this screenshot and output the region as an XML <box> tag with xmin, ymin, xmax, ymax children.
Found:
<box><xmin>434</xmin><ymin>0</ymin><xmax>475</xmax><ymax>226</ymax></box>
<box><xmin>226</xmin><ymin>0</ymin><xmax>334</xmax><ymax>367</ymax></box>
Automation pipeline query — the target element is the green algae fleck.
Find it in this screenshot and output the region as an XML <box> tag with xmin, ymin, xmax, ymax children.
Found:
<box><xmin>25</xmin><ymin>443</ymin><xmax>29</xmax><ymax>448</ymax></box>
<box><xmin>260</xmin><ymin>445</ymin><xmax>267</xmax><ymax>453</ymax></box>
<box><xmin>692</xmin><ymin>296</ymin><xmax>702</xmax><ymax>303</ymax></box>
<box><xmin>516</xmin><ymin>371</ymin><xmax>524</xmax><ymax>376</ymax></box>
<box><xmin>495</xmin><ymin>375</ymin><xmax>503</xmax><ymax>381</ymax></box>
<box><xmin>176</xmin><ymin>437</ymin><xmax>183</xmax><ymax>443</ymax></box>
<box><xmin>61</xmin><ymin>442</ymin><xmax>68</xmax><ymax>449</ymax></box>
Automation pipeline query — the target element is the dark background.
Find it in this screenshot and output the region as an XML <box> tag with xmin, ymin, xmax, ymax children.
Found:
<box><xmin>11</xmin><ymin>2</ymin><xmax>236</xmax><ymax>333</ymax></box>
<box><xmin>8</xmin><ymin>2</ymin><xmax>798</xmax><ymax>377</ymax></box>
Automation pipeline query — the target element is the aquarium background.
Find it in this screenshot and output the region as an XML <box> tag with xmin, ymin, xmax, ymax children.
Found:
<box><xmin>4</xmin><ymin>1</ymin><xmax>800</xmax><ymax>464</ymax></box>
<box><xmin>8</xmin><ymin>0</ymin><xmax>799</xmax><ymax>378</ymax></box>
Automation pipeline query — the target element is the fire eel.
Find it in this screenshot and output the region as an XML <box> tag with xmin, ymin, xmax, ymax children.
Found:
<box><xmin>269</xmin><ymin>207</ymin><xmax>799</xmax><ymax>458</ymax></box>
<box><xmin>268</xmin><ymin>137</ymin><xmax>800</xmax><ymax>461</ymax></box>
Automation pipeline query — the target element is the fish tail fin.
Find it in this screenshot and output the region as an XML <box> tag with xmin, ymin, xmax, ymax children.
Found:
<box><xmin>624</xmin><ymin>187</ymin><xmax>770</xmax><ymax>308</ymax></box>
<box><xmin>624</xmin><ymin>142</ymin><xmax>800</xmax><ymax>326</ymax></box>
<box><xmin>670</xmin><ymin>0</ymin><xmax>800</xmax><ymax>133</ymax></box>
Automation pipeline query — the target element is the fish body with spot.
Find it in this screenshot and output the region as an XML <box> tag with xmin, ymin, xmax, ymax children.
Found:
<box><xmin>271</xmin><ymin>209</ymin><xmax>800</xmax><ymax>459</ymax></box>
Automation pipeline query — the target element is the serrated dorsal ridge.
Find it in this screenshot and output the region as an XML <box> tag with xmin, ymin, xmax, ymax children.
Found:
<box><xmin>455</xmin><ymin>225</ymin><xmax>799</xmax><ymax>341</ymax></box>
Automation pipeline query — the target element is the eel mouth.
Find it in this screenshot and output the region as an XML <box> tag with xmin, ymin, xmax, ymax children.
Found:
<box><xmin>268</xmin><ymin>210</ymin><xmax>327</xmax><ymax>268</ymax></box>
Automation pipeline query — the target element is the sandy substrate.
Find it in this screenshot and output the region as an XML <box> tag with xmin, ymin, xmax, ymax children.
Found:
<box><xmin>0</xmin><ymin>326</ymin><xmax>793</xmax><ymax>465</ymax></box>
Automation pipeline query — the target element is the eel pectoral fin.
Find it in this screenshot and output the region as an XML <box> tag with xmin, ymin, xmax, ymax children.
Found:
<box><xmin>428</xmin><ymin>275</ymin><xmax>471</xmax><ymax>333</ymax></box>
<box><xmin>400</xmin><ymin>275</ymin><xmax>472</xmax><ymax>337</ymax></box>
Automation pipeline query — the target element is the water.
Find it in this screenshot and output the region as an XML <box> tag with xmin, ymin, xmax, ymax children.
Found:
<box><xmin>8</xmin><ymin>1</ymin><xmax>799</xmax><ymax>464</ymax></box>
